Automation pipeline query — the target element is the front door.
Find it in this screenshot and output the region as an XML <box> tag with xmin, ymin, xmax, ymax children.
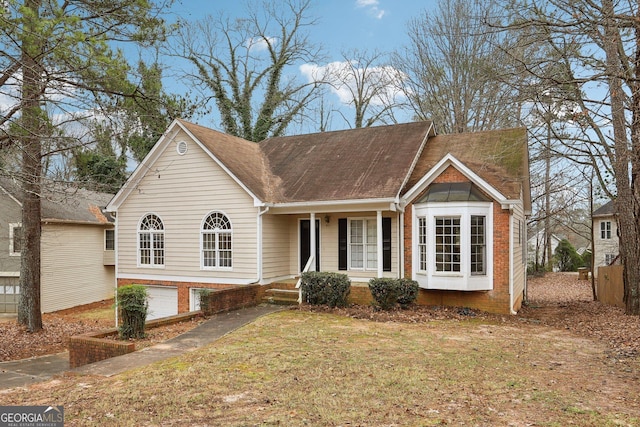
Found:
<box><xmin>300</xmin><ymin>219</ymin><xmax>320</xmax><ymax>272</ymax></box>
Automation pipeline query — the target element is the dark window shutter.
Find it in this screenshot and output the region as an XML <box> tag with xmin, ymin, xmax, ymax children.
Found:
<box><xmin>383</xmin><ymin>217</ymin><xmax>392</xmax><ymax>272</ymax></box>
<box><xmin>339</xmin><ymin>218</ymin><xmax>347</xmax><ymax>270</ymax></box>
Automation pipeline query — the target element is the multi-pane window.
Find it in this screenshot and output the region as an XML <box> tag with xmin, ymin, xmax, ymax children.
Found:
<box><xmin>600</xmin><ymin>221</ymin><xmax>612</xmax><ymax>239</ymax></box>
<box><xmin>435</xmin><ymin>217</ymin><xmax>461</xmax><ymax>272</ymax></box>
<box><xmin>349</xmin><ymin>219</ymin><xmax>377</xmax><ymax>270</ymax></box>
<box><xmin>105</xmin><ymin>229</ymin><xmax>115</xmax><ymax>251</ymax></box>
<box><xmin>202</xmin><ymin>212</ymin><xmax>232</xmax><ymax>269</ymax></box>
<box><xmin>418</xmin><ymin>217</ymin><xmax>428</xmax><ymax>272</ymax></box>
<box><xmin>9</xmin><ymin>224</ymin><xmax>22</xmax><ymax>256</ymax></box>
<box><xmin>470</xmin><ymin>216</ymin><xmax>486</xmax><ymax>274</ymax></box>
<box><xmin>605</xmin><ymin>253</ymin><xmax>616</xmax><ymax>265</ymax></box>
<box><xmin>138</xmin><ymin>214</ymin><xmax>164</xmax><ymax>267</ymax></box>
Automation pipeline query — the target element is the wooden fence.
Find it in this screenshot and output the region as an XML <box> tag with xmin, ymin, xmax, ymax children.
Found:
<box><xmin>596</xmin><ymin>265</ymin><xmax>624</xmax><ymax>308</ymax></box>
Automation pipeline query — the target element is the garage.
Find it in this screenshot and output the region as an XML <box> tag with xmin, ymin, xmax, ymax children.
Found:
<box><xmin>145</xmin><ymin>286</ymin><xmax>178</xmax><ymax>320</ymax></box>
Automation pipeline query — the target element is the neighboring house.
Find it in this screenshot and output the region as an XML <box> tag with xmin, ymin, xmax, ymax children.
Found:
<box><xmin>107</xmin><ymin>120</ymin><xmax>531</xmax><ymax>316</ymax></box>
<box><xmin>592</xmin><ymin>200</ymin><xmax>619</xmax><ymax>278</ymax></box>
<box><xmin>526</xmin><ymin>230</ymin><xmax>562</xmax><ymax>271</ymax></box>
<box><xmin>0</xmin><ymin>178</ymin><xmax>115</xmax><ymax>313</ymax></box>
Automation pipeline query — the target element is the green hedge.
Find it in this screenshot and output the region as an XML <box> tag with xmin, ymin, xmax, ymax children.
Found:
<box><xmin>117</xmin><ymin>285</ymin><xmax>148</xmax><ymax>339</ymax></box>
<box><xmin>368</xmin><ymin>278</ymin><xmax>419</xmax><ymax>310</ymax></box>
<box><xmin>300</xmin><ymin>272</ymin><xmax>351</xmax><ymax>307</ymax></box>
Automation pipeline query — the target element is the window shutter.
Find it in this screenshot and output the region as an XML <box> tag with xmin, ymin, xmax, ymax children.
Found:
<box><xmin>339</xmin><ymin>218</ymin><xmax>347</xmax><ymax>270</ymax></box>
<box><xmin>383</xmin><ymin>217</ymin><xmax>391</xmax><ymax>271</ymax></box>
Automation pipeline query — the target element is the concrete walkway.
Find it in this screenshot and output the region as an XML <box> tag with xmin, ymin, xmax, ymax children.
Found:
<box><xmin>0</xmin><ymin>304</ymin><xmax>284</xmax><ymax>390</ymax></box>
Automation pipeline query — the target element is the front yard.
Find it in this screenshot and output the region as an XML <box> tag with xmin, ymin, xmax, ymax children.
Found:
<box><xmin>1</xmin><ymin>273</ymin><xmax>639</xmax><ymax>426</ymax></box>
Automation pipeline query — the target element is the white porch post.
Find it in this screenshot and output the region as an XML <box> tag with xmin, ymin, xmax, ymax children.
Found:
<box><xmin>310</xmin><ymin>212</ymin><xmax>316</xmax><ymax>272</ymax></box>
<box><xmin>377</xmin><ymin>210</ymin><xmax>383</xmax><ymax>278</ymax></box>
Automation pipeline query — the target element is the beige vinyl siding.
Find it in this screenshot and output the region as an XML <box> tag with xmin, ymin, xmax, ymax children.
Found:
<box><xmin>117</xmin><ymin>130</ymin><xmax>258</xmax><ymax>281</ymax></box>
<box><xmin>261</xmin><ymin>214</ymin><xmax>291</xmax><ymax>279</ymax></box>
<box><xmin>511</xmin><ymin>202</ymin><xmax>526</xmax><ymax>303</ymax></box>
<box><xmin>41</xmin><ymin>223</ymin><xmax>115</xmax><ymax>313</ymax></box>
<box><xmin>593</xmin><ymin>215</ymin><xmax>619</xmax><ymax>278</ymax></box>
<box><xmin>287</xmin><ymin>212</ymin><xmax>399</xmax><ymax>278</ymax></box>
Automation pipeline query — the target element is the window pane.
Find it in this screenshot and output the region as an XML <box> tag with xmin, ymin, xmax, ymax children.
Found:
<box><xmin>435</xmin><ymin>217</ymin><xmax>460</xmax><ymax>272</ymax></box>
<box><xmin>139</xmin><ymin>233</ymin><xmax>151</xmax><ymax>265</ymax></box>
<box><xmin>203</xmin><ymin>233</ymin><xmax>216</xmax><ymax>267</ymax></box>
<box><xmin>105</xmin><ymin>230</ymin><xmax>115</xmax><ymax>250</ymax></box>
<box><xmin>418</xmin><ymin>217</ymin><xmax>427</xmax><ymax>271</ymax></box>
<box><xmin>13</xmin><ymin>227</ymin><xmax>22</xmax><ymax>253</ymax></box>
<box><xmin>471</xmin><ymin>216</ymin><xmax>486</xmax><ymax>275</ymax></box>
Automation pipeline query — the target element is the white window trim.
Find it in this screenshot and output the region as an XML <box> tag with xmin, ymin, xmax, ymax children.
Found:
<box><xmin>200</xmin><ymin>211</ymin><xmax>233</xmax><ymax>271</ymax></box>
<box><xmin>137</xmin><ymin>213</ymin><xmax>165</xmax><ymax>269</ymax></box>
<box><xmin>104</xmin><ymin>229</ymin><xmax>115</xmax><ymax>251</ymax></box>
<box><xmin>413</xmin><ymin>202</ymin><xmax>493</xmax><ymax>291</ymax></box>
<box><xmin>600</xmin><ymin>220</ymin><xmax>612</xmax><ymax>240</ymax></box>
<box><xmin>347</xmin><ymin>217</ymin><xmax>378</xmax><ymax>271</ymax></box>
<box><xmin>9</xmin><ymin>223</ymin><xmax>21</xmax><ymax>257</ymax></box>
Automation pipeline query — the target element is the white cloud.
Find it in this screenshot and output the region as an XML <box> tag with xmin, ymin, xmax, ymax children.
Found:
<box><xmin>355</xmin><ymin>0</ymin><xmax>386</xmax><ymax>19</ymax></box>
<box><xmin>300</xmin><ymin>60</ymin><xmax>406</xmax><ymax>106</ymax></box>
<box><xmin>244</xmin><ymin>36</ymin><xmax>277</xmax><ymax>52</ymax></box>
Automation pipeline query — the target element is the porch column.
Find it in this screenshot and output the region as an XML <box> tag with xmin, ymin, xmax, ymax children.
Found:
<box><xmin>310</xmin><ymin>212</ymin><xmax>316</xmax><ymax>271</ymax></box>
<box><xmin>377</xmin><ymin>210</ymin><xmax>383</xmax><ymax>278</ymax></box>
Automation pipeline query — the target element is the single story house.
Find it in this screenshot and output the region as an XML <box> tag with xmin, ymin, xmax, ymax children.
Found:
<box><xmin>107</xmin><ymin>119</ymin><xmax>531</xmax><ymax>316</ymax></box>
<box><xmin>592</xmin><ymin>200</ymin><xmax>619</xmax><ymax>278</ymax></box>
<box><xmin>0</xmin><ymin>177</ymin><xmax>115</xmax><ymax>313</ymax></box>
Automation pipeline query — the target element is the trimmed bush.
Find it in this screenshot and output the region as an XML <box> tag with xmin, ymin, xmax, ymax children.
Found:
<box><xmin>300</xmin><ymin>272</ymin><xmax>351</xmax><ymax>307</ymax></box>
<box><xmin>368</xmin><ymin>278</ymin><xmax>399</xmax><ymax>310</ymax></box>
<box><xmin>369</xmin><ymin>278</ymin><xmax>419</xmax><ymax>310</ymax></box>
<box><xmin>117</xmin><ymin>285</ymin><xmax>148</xmax><ymax>340</ymax></box>
<box><xmin>396</xmin><ymin>278</ymin><xmax>419</xmax><ymax>308</ymax></box>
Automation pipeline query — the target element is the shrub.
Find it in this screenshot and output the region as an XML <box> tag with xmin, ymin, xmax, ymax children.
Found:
<box><xmin>369</xmin><ymin>278</ymin><xmax>419</xmax><ymax>310</ymax></box>
<box><xmin>554</xmin><ymin>239</ymin><xmax>583</xmax><ymax>272</ymax></box>
<box><xmin>300</xmin><ymin>272</ymin><xmax>350</xmax><ymax>307</ymax></box>
<box><xmin>117</xmin><ymin>285</ymin><xmax>148</xmax><ymax>340</ymax></box>
<box><xmin>396</xmin><ymin>278</ymin><xmax>419</xmax><ymax>308</ymax></box>
<box><xmin>368</xmin><ymin>278</ymin><xmax>400</xmax><ymax>310</ymax></box>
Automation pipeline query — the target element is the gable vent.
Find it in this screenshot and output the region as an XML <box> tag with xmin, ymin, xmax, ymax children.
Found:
<box><xmin>176</xmin><ymin>140</ymin><xmax>188</xmax><ymax>155</ymax></box>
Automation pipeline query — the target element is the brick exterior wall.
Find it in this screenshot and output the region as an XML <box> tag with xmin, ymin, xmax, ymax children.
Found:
<box><xmin>199</xmin><ymin>284</ymin><xmax>265</xmax><ymax>315</ymax></box>
<box><xmin>68</xmin><ymin>311</ymin><xmax>201</xmax><ymax>368</ymax></box>
<box><xmin>403</xmin><ymin>165</ymin><xmax>516</xmax><ymax>315</ymax></box>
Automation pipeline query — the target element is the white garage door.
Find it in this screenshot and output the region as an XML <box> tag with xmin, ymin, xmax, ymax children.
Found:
<box><xmin>145</xmin><ymin>286</ymin><xmax>178</xmax><ymax>321</ymax></box>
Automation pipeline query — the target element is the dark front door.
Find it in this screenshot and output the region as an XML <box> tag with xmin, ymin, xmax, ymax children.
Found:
<box><xmin>300</xmin><ymin>219</ymin><xmax>320</xmax><ymax>272</ymax></box>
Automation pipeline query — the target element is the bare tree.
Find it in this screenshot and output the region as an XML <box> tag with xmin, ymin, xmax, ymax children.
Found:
<box><xmin>393</xmin><ymin>0</ymin><xmax>521</xmax><ymax>133</ymax></box>
<box><xmin>306</xmin><ymin>49</ymin><xmax>404</xmax><ymax>129</ymax></box>
<box><xmin>0</xmin><ymin>0</ymin><xmax>170</xmax><ymax>331</ymax></box>
<box><xmin>172</xmin><ymin>0</ymin><xmax>323</xmax><ymax>141</ymax></box>
<box><xmin>497</xmin><ymin>0</ymin><xmax>640</xmax><ymax>314</ymax></box>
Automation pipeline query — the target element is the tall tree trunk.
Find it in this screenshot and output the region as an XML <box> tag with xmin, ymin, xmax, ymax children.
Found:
<box><xmin>17</xmin><ymin>0</ymin><xmax>44</xmax><ymax>331</ymax></box>
<box><xmin>602</xmin><ymin>0</ymin><xmax>640</xmax><ymax>314</ymax></box>
<box><xmin>544</xmin><ymin>113</ymin><xmax>552</xmax><ymax>271</ymax></box>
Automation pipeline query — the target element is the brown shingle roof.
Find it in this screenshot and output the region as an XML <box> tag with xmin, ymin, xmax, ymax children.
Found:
<box><xmin>177</xmin><ymin>120</ymin><xmax>528</xmax><ymax>208</ymax></box>
<box><xmin>405</xmin><ymin>127</ymin><xmax>529</xmax><ymax>202</ymax></box>
<box><xmin>261</xmin><ymin>122</ymin><xmax>433</xmax><ymax>202</ymax></box>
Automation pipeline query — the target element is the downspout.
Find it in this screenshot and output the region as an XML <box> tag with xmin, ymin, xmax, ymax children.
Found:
<box><xmin>113</xmin><ymin>212</ymin><xmax>119</xmax><ymax>328</ymax></box>
<box><xmin>509</xmin><ymin>208</ymin><xmax>517</xmax><ymax>315</ymax></box>
<box><xmin>257</xmin><ymin>206</ymin><xmax>270</xmax><ymax>284</ymax></box>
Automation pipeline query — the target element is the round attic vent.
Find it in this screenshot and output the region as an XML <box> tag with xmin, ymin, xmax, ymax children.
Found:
<box><xmin>176</xmin><ymin>140</ymin><xmax>188</xmax><ymax>155</ymax></box>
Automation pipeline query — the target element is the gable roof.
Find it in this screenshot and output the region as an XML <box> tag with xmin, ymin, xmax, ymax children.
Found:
<box><xmin>108</xmin><ymin>120</ymin><xmax>530</xmax><ymax>212</ymax></box>
<box><xmin>0</xmin><ymin>177</ymin><xmax>113</xmax><ymax>225</ymax></box>
<box><xmin>403</xmin><ymin>127</ymin><xmax>530</xmax><ymax>211</ymax></box>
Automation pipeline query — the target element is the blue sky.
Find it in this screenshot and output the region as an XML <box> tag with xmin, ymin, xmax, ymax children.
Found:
<box><xmin>162</xmin><ymin>0</ymin><xmax>438</xmax><ymax>131</ymax></box>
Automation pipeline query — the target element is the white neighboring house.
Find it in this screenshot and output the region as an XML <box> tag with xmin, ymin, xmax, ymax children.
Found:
<box><xmin>0</xmin><ymin>177</ymin><xmax>115</xmax><ymax>313</ymax></box>
<box><xmin>527</xmin><ymin>229</ymin><xmax>562</xmax><ymax>271</ymax></box>
<box><xmin>592</xmin><ymin>201</ymin><xmax>619</xmax><ymax>279</ymax></box>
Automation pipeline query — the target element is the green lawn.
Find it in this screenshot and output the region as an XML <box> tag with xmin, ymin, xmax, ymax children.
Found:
<box><xmin>5</xmin><ymin>310</ymin><xmax>639</xmax><ymax>426</ymax></box>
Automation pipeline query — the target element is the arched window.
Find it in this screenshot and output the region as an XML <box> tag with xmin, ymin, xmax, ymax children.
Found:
<box><xmin>201</xmin><ymin>212</ymin><xmax>232</xmax><ymax>269</ymax></box>
<box><xmin>138</xmin><ymin>214</ymin><xmax>164</xmax><ymax>267</ymax></box>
